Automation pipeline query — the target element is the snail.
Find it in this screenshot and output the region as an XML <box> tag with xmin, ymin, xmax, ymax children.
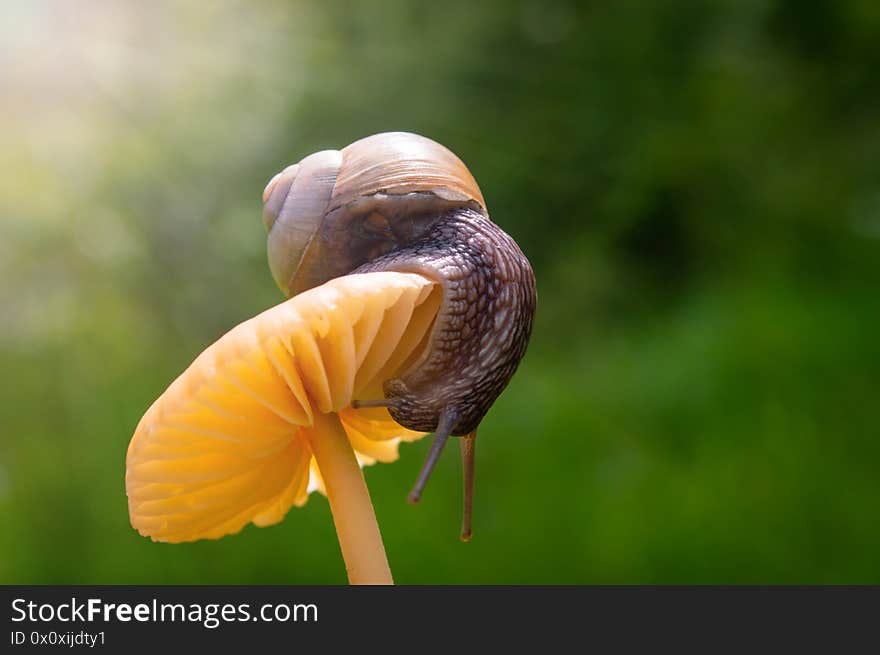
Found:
<box><xmin>262</xmin><ymin>132</ymin><xmax>537</xmax><ymax>538</ymax></box>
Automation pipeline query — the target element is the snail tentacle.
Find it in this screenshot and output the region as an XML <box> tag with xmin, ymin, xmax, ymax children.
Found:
<box><xmin>407</xmin><ymin>407</ymin><xmax>458</xmax><ymax>505</ymax></box>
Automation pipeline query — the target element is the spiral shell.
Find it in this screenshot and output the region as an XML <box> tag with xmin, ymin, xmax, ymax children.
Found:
<box><xmin>262</xmin><ymin>132</ymin><xmax>486</xmax><ymax>297</ymax></box>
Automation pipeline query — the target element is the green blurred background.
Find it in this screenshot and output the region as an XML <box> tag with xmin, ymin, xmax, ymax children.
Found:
<box><xmin>2</xmin><ymin>0</ymin><xmax>879</xmax><ymax>584</ymax></box>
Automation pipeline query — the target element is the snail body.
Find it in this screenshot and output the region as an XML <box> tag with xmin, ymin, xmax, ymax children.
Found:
<box><xmin>262</xmin><ymin>132</ymin><xmax>536</xmax><ymax>531</ymax></box>
<box><xmin>353</xmin><ymin>207</ymin><xmax>534</xmax><ymax>437</ymax></box>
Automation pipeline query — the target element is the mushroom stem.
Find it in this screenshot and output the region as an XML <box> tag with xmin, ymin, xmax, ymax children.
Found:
<box><xmin>305</xmin><ymin>412</ymin><xmax>393</xmax><ymax>585</ymax></box>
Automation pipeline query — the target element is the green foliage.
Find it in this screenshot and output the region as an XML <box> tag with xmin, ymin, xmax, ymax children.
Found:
<box><xmin>1</xmin><ymin>0</ymin><xmax>878</xmax><ymax>583</ymax></box>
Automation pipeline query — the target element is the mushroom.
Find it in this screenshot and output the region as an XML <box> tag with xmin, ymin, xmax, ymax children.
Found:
<box><xmin>125</xmin><ymin>132</ymin><xmax>536</xmax><ymax>584</ymax></box>
<box><xmin>127</xmin><ymin>272</ymin><xmax>440</xmax><ymax>584</ymax></box>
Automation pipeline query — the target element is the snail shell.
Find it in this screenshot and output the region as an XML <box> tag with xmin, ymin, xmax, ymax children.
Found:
<box><xmin>263</xmin><ymin>132</ymin><xmax>486</xmax><ymax>297</ymax></box>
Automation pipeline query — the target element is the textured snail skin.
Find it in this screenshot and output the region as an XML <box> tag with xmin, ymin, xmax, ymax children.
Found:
<box><xmin>354</xmin><ymin>207</ymin><xmax>536</xmax><ymax>436</ymax></box>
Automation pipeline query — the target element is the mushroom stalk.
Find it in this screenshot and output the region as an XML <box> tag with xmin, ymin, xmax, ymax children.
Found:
<box><xmin>304</xmin><ymin>411</ymin><xmax>394</xmax><ymax>585</ymax></box>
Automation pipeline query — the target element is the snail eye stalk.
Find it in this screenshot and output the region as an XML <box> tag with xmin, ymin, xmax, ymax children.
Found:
<box><xmin>460</xmin><ymin>431</ymin><xmax>476</xmax><ymax>542</ymax></box>
<box><xmin>407</xmin><ymin>408</ymin><xmax>457</xmax><ymax>505</ymax></box>
<box><xmin>407</xmin><ymin>414</ymin><xmax>478</xmax><ymax>541</ymax></box>
<box><xmin>351</xmin><ymin>398</ymin><xmax>400</xmax><ymax>409</ymax></box>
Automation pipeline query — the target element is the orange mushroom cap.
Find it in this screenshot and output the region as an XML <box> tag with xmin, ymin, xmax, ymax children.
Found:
<box><xmin>126</xmin><ymin>271</ymin><xmax>441</xmax><ymax>543</ymax></box>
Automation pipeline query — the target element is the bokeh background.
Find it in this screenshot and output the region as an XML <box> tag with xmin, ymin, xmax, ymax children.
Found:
<box><xmin>2</xmin><ymin>0</ymin><xmax>879</xmax><ymax>584</ymax></box>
